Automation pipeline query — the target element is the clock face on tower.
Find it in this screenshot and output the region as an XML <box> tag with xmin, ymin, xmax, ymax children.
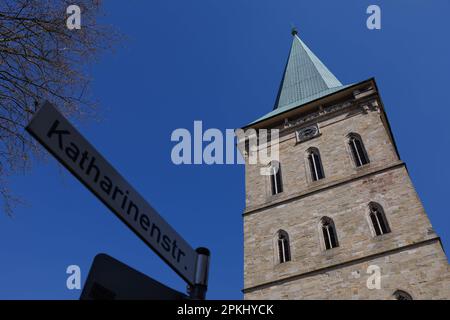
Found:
<box><xmin>296</xmin><ymin>124</ymin><xmax>319</xmax><ymax>142</ymax></box>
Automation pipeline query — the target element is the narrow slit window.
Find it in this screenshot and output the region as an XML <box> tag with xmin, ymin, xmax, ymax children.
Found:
<box><xmin>369</xmin><ymin>203</ymin><xmax>391</xmax><ymax>236</ymax></box>
<box><xmin>393</xmin><ymin>290</ymin><xmax>412</xmax><ymax>300</ymax></box>
<box><xmin>270</xmin><ymin>161</ymin><xmax>283</xmax><ymax>195</ymax></box>
<box><xmin>244</xmin><ymin>138</ymin><xmax>250</xmax><ymax>155</ymax></box>
<box><xmin>349</xmin><ymin>134</ymin><xmax>369</xmax><ymax>167</ymax></box>
<box><xmin>321</xmin><ymin>217</ymin><xmax>339</xmax><ymax>250</ymax></box>
<box><xmin>277</xmin><ymin>231</ymin><xmax>291</xmax><ymax>263</ymax></box>
<box><xmin>308</xmin><ymin>149</ymin><xmax>325</xmax><ymax>181</ymax></box>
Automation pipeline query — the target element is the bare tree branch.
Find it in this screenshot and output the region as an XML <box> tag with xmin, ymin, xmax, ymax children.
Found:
<box><xmin>0</xmin><ymin>0</ymin><xmax>118</xmax><ymax>215</ymax></box>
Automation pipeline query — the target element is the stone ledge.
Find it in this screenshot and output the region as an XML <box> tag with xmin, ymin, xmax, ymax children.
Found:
<box><xmin>243</xmin><ymin>160</ymin><xmax>406</xmax><ymax>217</ymax></box>
<box><xmin>242</xmin><ymin>237</ymin><xmax>442</xmax><ymax>294</ymax></box>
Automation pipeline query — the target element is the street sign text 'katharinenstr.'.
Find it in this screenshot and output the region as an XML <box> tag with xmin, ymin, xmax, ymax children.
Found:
<box><xmin>26</xmin><ymin>102</ymin><xmax>197</xmax><ymax>285</ymax></box>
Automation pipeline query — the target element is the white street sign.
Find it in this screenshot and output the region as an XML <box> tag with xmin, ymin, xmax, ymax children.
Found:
<box><xmin>26</xmin><ymin>101</ymin><xmax>197</xmax><ymax>285</ymax></box>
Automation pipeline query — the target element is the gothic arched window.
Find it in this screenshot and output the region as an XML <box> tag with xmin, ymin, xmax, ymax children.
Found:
<box><xmin>321</xmin><ymin>217</ymin><xmax>339</xmax><ymax>250</ymax></box>
<box><xmin>277</xmin><ymin>230</ymin><xmax>291</xmax><ymax>263</ymax></box>
<box><xmin>307</xmin><ymin>148</ymin><xmax>325</xmax><ymax>181</ymax></box>
<box><xmin>348</xmin><ymin>133</ymin><xmax>370</xmax><ymax>167</ymax></box>
<box><xmin>369</xmin><ymin>202</ymin><xmax>391</xmax><ymax>236</ymax></box>
<box><xmin>393</xmin><ymin>290</ymin><xmax>413</xmax><ymax>300</ymax></box>
<box><xmin>270</xmin><ymin>161</ymin><xmax>283</xmax><ymax>195</ymax></box>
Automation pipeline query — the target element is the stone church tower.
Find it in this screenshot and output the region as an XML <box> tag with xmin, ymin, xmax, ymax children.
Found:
<box><xmin>241</xmin><ymin>30</ymin><xmax>450</xmax><ymax>299</ymax></box>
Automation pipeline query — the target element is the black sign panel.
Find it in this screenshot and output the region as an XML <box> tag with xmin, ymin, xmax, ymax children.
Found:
<box><xmin>80</xmin><ymin>253</ymin><xmax>187</xmax><ymax>300</ymax></box>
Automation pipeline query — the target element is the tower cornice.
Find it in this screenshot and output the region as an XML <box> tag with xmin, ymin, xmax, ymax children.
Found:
<box><xmin>242</xmin><ymin>78</ymin><xmax>376</xmax><ymax>130</ymax></box>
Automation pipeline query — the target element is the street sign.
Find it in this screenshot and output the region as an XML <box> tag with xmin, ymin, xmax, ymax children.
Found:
<box><xmin>26</xmin><ymin>101</ymin><xmax>197</xmax><ymax>285</ymax></box>
<box><xmin>80</xmin><ymin>253</ymin><xmax>187</xmax><ymax>300</ymax></box>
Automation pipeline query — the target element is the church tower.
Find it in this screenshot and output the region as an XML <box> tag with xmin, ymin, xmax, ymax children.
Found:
<box><xmin>241</xmin><ymin>30</ymin><xmax>450</xmax><ymax>299</ymax></box>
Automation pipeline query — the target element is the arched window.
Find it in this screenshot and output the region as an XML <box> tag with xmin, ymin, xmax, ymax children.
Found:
<box><xmin>277</xmin><ymin>230</ymin><xmax>291</xmax><ymax>263</ymax></box>
<box><xmin>369</xmin><ymin>202</ymin><xmax>391</xmax><ymax>236</ymax></box>
<box><xmin>307</xmin><ymin>148</ymin><xmax>325</xmax><ymax>181</ymax></box>
<box><xmin>393</xmin><ymin>290</ymin><xmax>413</xmax><ymax>300</ymax></box>
<box><xmin>321</xmin><ymin>217</ymin><xmax>339</xmax><ymax>250</ymax></box>
<box><xmin>270</xmin><ymin>161</ymin><xmax>283</xmax><ymax>195</ymax></box>
<box><xmin>348</xmin><ymin>133</ymin><xmax>369</xmax><ymax>167</ymax></box>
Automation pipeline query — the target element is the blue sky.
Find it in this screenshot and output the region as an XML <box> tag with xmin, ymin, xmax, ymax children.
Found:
<box><xmin>1</xmin><ymin>0</ymin><xmax>449</xmax><ymax>299</ymax></box>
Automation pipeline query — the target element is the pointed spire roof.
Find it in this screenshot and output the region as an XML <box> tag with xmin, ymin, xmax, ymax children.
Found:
<box><xmin>248</xmin><ymin>30</ymin><xmax>350</xmax><ymax>125</ymax></box>
<box><xmin>273</xmin><ymin>29</ymin><xmax>343</xmax><ymax>110</ymax></box>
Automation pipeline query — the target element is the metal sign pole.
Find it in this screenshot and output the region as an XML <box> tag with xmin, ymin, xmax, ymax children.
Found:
<box><xmin>188</xmin><ymin>247</ymin><xmax>210</xmax><ymax>300</ymax></box>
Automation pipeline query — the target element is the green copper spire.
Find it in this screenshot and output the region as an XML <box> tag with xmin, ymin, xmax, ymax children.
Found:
<box><xmin>247</xmin><ymin>30</ymin><xmax>350</xmax><ymax>125</ymax></box>
<box><xmin>273</xmin><ymin>30</ymin><xmax>343</xmax><ymax>110</ymax></box>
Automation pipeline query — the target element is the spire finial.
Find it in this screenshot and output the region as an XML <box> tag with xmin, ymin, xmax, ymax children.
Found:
<box><xmin>291</xmin><ymin>27</ymin><xmax>298</xmax><ymax>36</ymax></box>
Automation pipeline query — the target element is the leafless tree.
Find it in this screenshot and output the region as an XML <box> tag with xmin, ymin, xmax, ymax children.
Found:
<box><xmin>0</xmin><ymin>0</ymin><xmax>118</xmax><ymax>215</ymax></box>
